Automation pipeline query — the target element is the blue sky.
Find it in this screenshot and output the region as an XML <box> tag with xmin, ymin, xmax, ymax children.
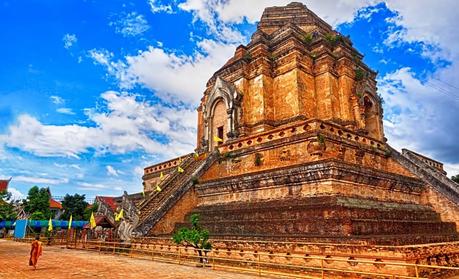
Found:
<box><xmin>1</xmin><ymin>0</ymin><xmax>458</xmax><ymax>201</ymax></box>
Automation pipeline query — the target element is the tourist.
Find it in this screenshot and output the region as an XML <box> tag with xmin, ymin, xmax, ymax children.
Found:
<box><xmin>29</xmin><ymin>235</ymin><xmax>43</xmax><ymax>269</ymax></box>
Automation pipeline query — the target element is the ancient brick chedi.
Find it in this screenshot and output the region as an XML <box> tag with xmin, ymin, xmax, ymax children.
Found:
<box><xmin>135</xmin><ymin>2</ymin><xmax>459</xmax><ymax>248</ymax></box>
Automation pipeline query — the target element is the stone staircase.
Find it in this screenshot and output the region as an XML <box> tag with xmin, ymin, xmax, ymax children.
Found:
<box><xmin>134</xmin><ymin>151</ymin><xmax>218</xmax><ymax>236</ymax></box>
<box><xmin>389</xmin><ymin>146</ymin><xmax>459</xmax><ymax>205</ymax></box>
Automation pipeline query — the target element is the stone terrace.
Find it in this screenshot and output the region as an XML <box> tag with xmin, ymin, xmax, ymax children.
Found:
<box><xmin>0</xmin><ymin>240</ymin><xmax>262</xmax><ymax>279</ymax></box>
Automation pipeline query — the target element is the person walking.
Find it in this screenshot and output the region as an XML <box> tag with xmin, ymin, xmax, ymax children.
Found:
<box><xmin>29</xmin><ymin>235</ymin><xmax>43</xmax><ymax>269</ymax></box>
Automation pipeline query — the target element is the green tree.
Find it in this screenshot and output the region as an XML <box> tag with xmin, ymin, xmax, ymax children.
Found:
<box><xmin>29</xmin><ymin>211</ymin><xmax>46</xmax><ymax>220</ymax></box>
<box><xmin>23</xmin><ymin>186</ymin><xmax>51</xmax><ymax>218</ymax></box>
<box><xmin>60</xmin><ymin>194</ymin><xmax>88</xmax><ymax>220</ymax></box>
<box><xmin>0</xmin><ymin>190</ymin><xmax>17</xmax><ymax>220</ymax></box>
<box><xmin>452</xmin><ymin>175</ymin><xmax>459</xmax><ymax>184</ymax></box>
<box><xmin>83</xmin><ymin>202</ymin><xmax>98</xmax><ymax>220</ymax></box>
<box><xmin>173</xmin><ymin>214</ymin><xmax>212</xmax><ymax>264</ymax></box>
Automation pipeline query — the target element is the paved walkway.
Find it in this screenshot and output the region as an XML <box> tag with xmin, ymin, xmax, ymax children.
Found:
<box><xmin>0</xmin><ymin>240</ymin><xmax>262</xmax><ymax>279</ymax></box>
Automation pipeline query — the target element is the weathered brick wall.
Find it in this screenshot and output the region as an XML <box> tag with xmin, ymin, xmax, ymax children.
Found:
<box><xmin>421</xmin><ymin>186</ymin><xmax>459</xmax><ymax>231</ymax></box>
<box><xmin>149</xmin><ymin>188</ymin><xmax>199</xmax><ymax>235</ymax></box>
<box><xmin>201</xmin><ymin>133</ymin><xmax>413</xmax><ymax>183</ymax></box>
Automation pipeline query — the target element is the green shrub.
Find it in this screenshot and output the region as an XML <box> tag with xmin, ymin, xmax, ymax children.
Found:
<box><xmin>324</xmin><ymin>33</ymin><xmax>341</xmax><ymax>47</ymax></box>
<box><xmin>317</xmin><ymin>134</ymin><xmax>326</xmax><ymax>145</ymax></box>
<box><xmin>303</xmin><ymin>33</ymin><xmax>313</xmax><ymax>45</ymax></box>
<box><xmin>243</xmin><ymin>52</ymin><xmax>252</xmax><ymax>61</ymax></box>
<box><xmin>254</xmin><ymin>153</ymin><xmax>263</xmax><ymax>166</ymax></box>
<box><xmin>354</xmin><ymin>68</ymin><xmax>365</xmax><ymax>81</ymax></box>
<box><xmin>173</xmin><ymin>214</ymin><xmax>212</xmax><ymax>264</ymax></box>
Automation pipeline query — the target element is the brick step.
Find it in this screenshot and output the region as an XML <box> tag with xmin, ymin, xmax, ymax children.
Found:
<box><xmin>135</xmin><ymin>152</ymin><xmax>219</xmax><ymax>236</ymax></box>
<box><xmin>175</xmin><ymin>194</ymin><xmax>458</xmax><ymax>244</ymax></box>
<box><xmin>191</xmin><ymin>197</ymin><xmax>442</xmax><ymax>223</ymax></box>
<box><xmin>193</xmin><ymin>218</ymin><xmax>455</xmax><ymax>235</ymax></box>
<box><xmin>138</xmin><ymin>156</ymin><xmax>203</xmax><ymax>222</ymax></box>
<box><xmin>177</xmin><ymin>218</ymin><xmax>456</xmax><ymax>235</ymax></box>
<box><xmin>205</xmin><ymin>233</ymin><xmax>459</xmax><ymax>245</ymax></box>
<box><xmin>193</xmin><ymin>207</ymin><xmax>441</xmax><ymax>223</ymax></box>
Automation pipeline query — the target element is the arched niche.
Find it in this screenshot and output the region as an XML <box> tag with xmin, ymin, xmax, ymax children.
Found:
<box><xmin>202</xmin><ymin>77</ymin><xmax>242</xmax><ymax>151</ymax></box>
<box><xmin>363</xmin><ymin>95</ymin><xmax>379</xmax><ymax>138</ymax></box>
<box><xmin>210</xmin><ymin>99</ymin><xmax>227</xmax><ymax>150</ymax></box>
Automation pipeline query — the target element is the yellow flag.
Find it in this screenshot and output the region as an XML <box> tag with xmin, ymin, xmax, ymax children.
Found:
<box><xmin>68</xmin><ymin>215</ymin><xmax>72</xmax><ymax>230</ymax></box>
<box><xmin>118</xmin><ymin>209</ymin><xmax>124</xmax><ymax>220</ymax></box>
<box><xmin>160</xmin><ymin>172</ymin><xmax>164</xmax><ymax>180</ymax></box>
<box><xmin>177</xmin><ymin>166</ymin><xmax>184</xmax><ymax>173</ymax></box>
<box><xmin>114</xmin><ymin>211</ymin><xmax>119</xmax><ymax>222</ymax></box>
<box><xmin>48</xmin><ymin>217</ymin><xmax>53</xmax><ymax>232</ymax></box>
<box><xmin>155</xmin><ymin>184</ymin><xmax>162</xmax><ymax>192</ymax></box>
<box><xmin>213</xmin><ymin>135</ymin><xmax>223</xmax><ymax>143</ymax></box>
<box><xmin>194</xmin><ymin>152</ymin><xmax>199</xmax><ymax>160</ymax></box>
<box><xmin>90</xmin><ymin>212</ymin><xmax>97</xmax><ymax>229</ymax></box>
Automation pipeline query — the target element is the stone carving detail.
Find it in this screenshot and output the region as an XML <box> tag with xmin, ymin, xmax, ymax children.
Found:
<box><xmin>202</xmin><ymin>77</ymin><xmax>243</xmax><ymax>151</ymax></box>
<box><xmin>307</xmin><ymin>139</ymin><xmax>325</xmax><ymax>157</ymax></box>
<box><xmin>279</xmin><ymin>149</ymin><xmax>291</xmax><ymax>161</ymax></box>
<box><xmin>116</xmin><ymin>191</ymin><xmax>139</xmax><ymax>242</ymax></box>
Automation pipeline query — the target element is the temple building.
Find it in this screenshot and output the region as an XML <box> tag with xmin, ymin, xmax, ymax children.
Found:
<box><xmin>115</xmin><ymin>2</ymin><xmax>459</xmax><ymax>276</ymax></box>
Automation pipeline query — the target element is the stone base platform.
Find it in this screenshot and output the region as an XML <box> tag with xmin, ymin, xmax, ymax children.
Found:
<box><xmin>132</xmin><ymin>237</ymin><xmax>459</xmax><ymax>278</ymax></box>
<box><xmin>177</xmin><ymin>196</ymin><xmax>458</xmax><ymax>245</ymax></box>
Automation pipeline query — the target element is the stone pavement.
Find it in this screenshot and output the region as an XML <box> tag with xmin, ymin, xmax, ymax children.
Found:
<box><xmin>0</xmin><ymin>240</ymin><xmax>263</xmax><ymax>279</ymax></box>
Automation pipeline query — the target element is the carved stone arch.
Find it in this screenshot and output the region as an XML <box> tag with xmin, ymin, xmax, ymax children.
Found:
<box><xmin>202</xmin><ymin>77</ymin><xmax>242</xmax><ymax>151</ymax></box>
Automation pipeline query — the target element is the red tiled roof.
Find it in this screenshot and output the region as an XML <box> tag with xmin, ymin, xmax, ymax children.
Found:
<box><xmin>83</xmin><ymin>215</ymin><xmax>114</xmax><ymax>228</ymax></box>
<box><xmin>0</xmin><ymin>180</ymin><xmax>10</xmax><ymax>192</ymax></box>
<box><xmin>49</xmin><ymin>198</ymin><xmax>63</xmax><ymax>209</ymax></box>
<box><xmin>96</xmin><ymin>196</ymin><xmax>117</xmax><ymax>211</ymax></box>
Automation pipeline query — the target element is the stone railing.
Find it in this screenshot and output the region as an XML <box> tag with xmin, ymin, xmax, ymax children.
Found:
<box><xmin>218</xmin><ymin>119</ymin><xmax>386</xmax><ymax>154</ymax></box>
<box><xmin>391</xmin><ymin>147</ymin><xmax>459</xmax><ymax>205</ymax></box>
<box><xmin>144</xmin><ymin>153</ymin><xmax>192</xmax><ymax>176</ymax></box>
<box><xmin>138</xmin><ymin>154</ymin><xmax>195</xmax><ymax>211</ymax></box>
<box><xmin>116</xmin><ymin>192</ymin><xmax>140</xmax><ymax>242</ymax></box>
<box><xmin>134</xmin><ymin>152</ymin><xmax>219</xmax><ymax>236</ymax></box>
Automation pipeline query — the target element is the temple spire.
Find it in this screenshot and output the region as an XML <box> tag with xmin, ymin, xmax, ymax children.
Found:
<box><xmin>257</xmin><ymin>1</ymin><xmax>333</xmax><ymax>35</ymax></box>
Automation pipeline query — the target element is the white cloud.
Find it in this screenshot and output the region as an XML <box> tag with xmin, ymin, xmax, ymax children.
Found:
<box><xmin>178</xmin><ymin>0</ymin><xmax>371</xmax><ymax>30</ymax></box>
<box><xmin>444</xmin><ymin>163</ymin><xmax>459</xmax><ymax>177</ymax></box>
<box><xmin>134</xmin><ymin>166</ymin><xmax>144</xmax><ymax>176</ymax></box>
<box><xmin>56</xmin><ymin>107</ymin><xmax>75</xmax><ymax>115</ymax></box>
<box><xmin>88</xmin><ymin>49</ymin><xmax>114</xmax><ymax>66</ymax></box>
<box><xmin>77</xmin><ymin>182</ymin><xmax>109</xmax><ymax>190</ymax></box>
<box><xmin>109</xmin><ymin>12</ymin><xmax>150</xmax><ymax>37</ymax></box>
<box><xmin>50</xmin><ymin>95</ymin><xmax>64</xmax><ymax>105</ymax></box>
<box><xmin>372</xmin><ymin>0</ymin><xmax>459</xmax><ymax>167</ymax></box>
<box><xmin>54</xmin><ymin>163</ymin><xmax>81</xmax><ymax>170</ymax></box>
<box><xmin>91</xmin><ymin>40</ymin><xmax>236</xmax><ymax>104</ymax></box>
<box><xmin>0</xmin><ymin>91</ymin><xmax>196</xmax><ymax>159</ymax></box>
<box><xmin>7</xmin><ymin>187</ymin><xmax>24</xmax><ymax>201</ymax></box>
<box><xmin>14</xmin><ymin>175</ymin><xmax>69</xmax><ymax>185</ymax></box>
<box><xmin>384</xmin><ymin>0</ymin><xmax>459</xmax><ymax>61</ymax></box>
<box><xmin>77</xmin><ymin>182</ymin><xmax>123</xmax><ymax>192</ymax></box>
<box><xmin>148</xmin><ymin>0</ymin><xmax>173</xmax><ymax>14</ymax></box>
<box><xmin>0</xmin><ymin>114</ymin><xmax>102</xmax><ymax>158</ymax></box>
<box><xmin>106</xmin><ymin>165</ymin><xmax>120</xmax><ymax>176</ymax></box>
<box><xmin>63</xmin><ymin>33</ymin><xmax>77</xmax><ymax>49</ymax></box>
<box><xmin>379</xmin><ymin>67</ymin><xmax>459</xmax><ymax>164</ymax></box>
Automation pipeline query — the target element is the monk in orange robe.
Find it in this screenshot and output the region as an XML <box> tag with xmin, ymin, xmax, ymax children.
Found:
<box><xmin>29</xmin><ymin>235</ymin><xmax>43</xmax><ymax>269</ymax></box>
